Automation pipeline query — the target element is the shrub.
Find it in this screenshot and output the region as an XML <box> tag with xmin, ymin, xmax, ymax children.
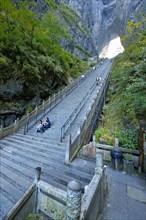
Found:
<box><xmin>114</xmin><ymin>128</ymin><xmax>137</xmax><ymax>149</ymax></box>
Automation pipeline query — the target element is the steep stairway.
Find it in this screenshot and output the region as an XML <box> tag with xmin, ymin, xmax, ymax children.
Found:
<box><xmin>0</xmin><ymin>59</ymin><xmax>112</xmax><ymax>219</ymax></box>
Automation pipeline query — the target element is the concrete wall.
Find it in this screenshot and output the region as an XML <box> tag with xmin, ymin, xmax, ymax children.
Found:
<box><xmin>80</xmin><ymin>169</ymin><xmax>106</xmax><ymax>220</ymax></box>
<box><xmin>3</xmin><ymin>171</ymin><xmax>106</xmax><ymax>220</ymax></box>
<box><xmin>37</xmin><ymin>181</ymin><xmax>67</xmax><ymax>220</ymax></box>
<box><xmin>37</xmin><ymin>171</ymin><xmax>106</xmax><ymax>220</ymax></box>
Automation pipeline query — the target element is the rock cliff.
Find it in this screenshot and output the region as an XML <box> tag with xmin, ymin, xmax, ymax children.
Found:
<box><xmin>62</xmin><ymin>0</ymin><xmax>146</xmax><ymax>57</ymax></box>
<box><xmin>15</xmin><ymin>0</ymin><xmax>146</xmax><ymax>57</ymax></box>
<box><xmin>1</xmin><ymin>0</ymin><xmax>146</xmax><ymax>126</ymax></box>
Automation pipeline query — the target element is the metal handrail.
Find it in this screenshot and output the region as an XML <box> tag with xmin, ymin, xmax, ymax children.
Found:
<box><xmin>66</xmin><ymin>70</ymin><xmax>112</xmax><ymax>162</ymax></box>
<box><xmin>60</xmin><ymin>91</ymin><xmax>89</xmax><ymax>141</ymax></box>
<box><xmin>60</xmin><ymin>79</ymin><xmax>98</xmax><ymax>141</ymax></box>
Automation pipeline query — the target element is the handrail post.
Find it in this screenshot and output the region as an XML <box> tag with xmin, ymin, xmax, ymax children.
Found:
<box><xmin>54</xmin><ymin>93</ymin><xmax>56</xmax><ymax>105</ymax></box>
<box><xmin>24</xmin><ymin>122</ymin><xmax>26</xmax><ymax>135</ymax></box>
<box><xmin>62</xmin><ymin>88</ymin><xmax>63</xmax><ymax>100</ymax></box>
<box><xmin>69</xmin><ymin>133</ymin><xmax>72</xmax><ymax>147</ymax></box>
<box><xmin>78</xmin><ymin>126</ymin><xmax>82</xmax><ymax>147</ymax></box>
<box><xmin>49</xmin><ymin>96</ymin><xmax>51</xmax><ymax>110</ymax></box>
<box><xmin>61</xmin><ymin>127</ymin><xmax>63</xmax><ymax>142</ymax></box>
<box><xmin>35</xmin><ymin>105</ymin><xmax>38</xmax><ymax>124</ymax></box>
<box><xmin>34</xmin><ymin>167</ymin><xmax>42</xmax><ymax>213</ymax></box>
<box><xmin>42</xmin><ymin>100</ymin><xmax>45</xmax><ymax>117</ymax></box>
<box><xmin>0</xmin><ymin>124</ymin><xmax>3</xmax><ymax>138</ymax></box>
<box><xmin>13</xmin><ymin>120</ymin><xmax>17</xmax><ymax>133</ymax></box>
<box><xmin>15</xmin><ymin>118</ymin><xmax>20</xmax><ymax>132</ymax></box>
<box><xmin>26</xmin><ymin>112</ymin><xmax>30</xmax><ymax>132</ymax></box>
<box><xmin>63</xmin><ymin>125</ymin><xmax>65</xmax><ymax>140</ymax></box>
<box><xmin>69</xmin><ymin>116</ymin><xmax>71</xmax><ymax>128</ymax></box>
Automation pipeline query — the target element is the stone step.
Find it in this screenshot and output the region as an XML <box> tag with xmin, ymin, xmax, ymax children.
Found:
<box><xmin>0</xmin><ymin>165</ymin><xmax>30</xmax><ymax>192</ymax></box>
<box><xmin>0</xmin><ymin>212</ymin><xmax>5</xmax><ymax>220</ymax></box>
<box><xmin>1</xmin><ymin>142</ymin><xmax>64</xmax><ymax>166</ymax></box>
<box><xmin>27</xmin><ymin>130</ymin><xmax>62</xmax><ymax>141</ymax></box>
<box><xmin>0</xmin><ymin>192</ymin><xmax>15</xmax><ymax>218</ymax></box>
<box><xmin>15</xmin><ymin>132</ymin><xmax>63</xmax><ymax>144</ymax></box>
<box><xmin>1</xmin><ymin>152</ymin><xmax>67</xmax><ymax>191</ymax></box>
<box><xmin>14</xmin><ymin>133</ymin><xmax>64</xmax><ymax>147</ymax></box>
<box><xmin>0</xmin><ymin>61</ymin><xmax>112</xmax><ymax>219</ymax></box>
<box><xmin>2</xmin><ymin>135</ymin><xmax>62</xmax><ymax>150</ymax></box>
<box><xmin>1</xmin><ymin>142</ymin><xmax>65</xmax><ymax>166</ymax></box>
<box><xmin>1</xmin><ymin>156</ymin><xmax>66</xmax><ymax>191</ymax></box>
<box><xmin>1</xmin><ymin>152</ymin><xmax>91</xmax><ymax>192</ymax></box>
<box><xmin>1</xmin><ymin>157</ymin><xmax>34</xmax><ymax>181</ymax></box>
<box><xmin>1</xmin><ymin>150</ymin><xmax>92</xmax><ymax>187</ymax></box>
<box><xmin>1</xmin><ymin>138</ymin><xmax>65</xmax><ymax>157</ymax></box>
<box><xmin>0</xmin><ymin>175</ymin><xmax>24</xmax><ymax>203</ymax></box>
<box><xmin>42</xmin><ymin>167</ymin><xmax>88</xmax><ymax>189</ymax></box>
<box><xmin>67</xmin><ymin>158</ymin><xmax>95</xmax><ymax>175</ymax></box>
<box><xmin>77</xmin><ymin>155</ymin><xmax>96</xmax><ymax>163</ymax></box>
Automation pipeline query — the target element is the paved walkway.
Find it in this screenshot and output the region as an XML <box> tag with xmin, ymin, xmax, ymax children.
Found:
<box><xmin>98</xmin><ymin>167</ymin><xmax>146</xmax><ymax>220</ymax></box>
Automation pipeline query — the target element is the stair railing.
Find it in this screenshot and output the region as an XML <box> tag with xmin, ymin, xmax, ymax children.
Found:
<box><xmin>65</xmin><ymin>65</ymin><xmax>112</xmax><ymax>163</ymax></box>
<box><xmin>0</xmin><ymin>68</ymin><xmax>93</xmax><ymax>139</ymax></box>
<box><xmin>60</xmin><ymin>79</ymin><xmax>98</xmax><ymax>142</ymax></box>
<box><xmin>60</xmin><ymin>91</ymin><xmax>89</xmax><ymax>141</ymax></box>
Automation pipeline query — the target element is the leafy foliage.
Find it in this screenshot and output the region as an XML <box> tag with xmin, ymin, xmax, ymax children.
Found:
<box><xmin>114</xmin><ymin>128</ymin><xmax>137</xmax><ymax>149</ymax></box>
<box><xmin>0</xmin><ymin>0</ymin><xmax>89</xmax><ymax>108</ymax></box>
<box><xmin>95</xmin><ymin>17</ymin><xmax>146</xmax><ymax>149</ymax></box>
<box><xmin>95</xmin><ymin>128</ymin><xmax>105</xmax><ymax>143</ymax></box>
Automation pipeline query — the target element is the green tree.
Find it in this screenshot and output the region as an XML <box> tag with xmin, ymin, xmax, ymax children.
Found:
<box><xmin>0</xmin><ymin>0</ymin><xmax>89</xmax><ymax>114</ymax></box>
<box><xmin>95</xmin><ymin>17</ymin><xmax>146</xmax><ymax>149</ymax></box>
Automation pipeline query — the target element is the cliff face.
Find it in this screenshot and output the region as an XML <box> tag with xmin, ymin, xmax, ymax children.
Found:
<box><xmin>1</xmin><ymin>0</ymin><xmax>146</xmax><ymax>126</ymax></box>
<box><xmin>62</xmin><ymin>0</ymin><xmax>146</xmax><ymax>57</ymax></box>
<box><xmin>18</xmin><ymin>0</ymin><xmax>146</xmax><ymax>57</ymax></box>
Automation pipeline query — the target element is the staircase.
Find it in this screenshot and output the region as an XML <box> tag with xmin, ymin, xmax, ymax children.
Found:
<box><xmin>0</xmin><ymin>59</ymin><xmax>112</xmax><ymax>219</ymax></box>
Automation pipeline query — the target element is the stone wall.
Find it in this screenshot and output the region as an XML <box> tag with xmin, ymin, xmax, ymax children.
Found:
<box><xmin>37</xmin><ymin>181</ymin><xmax>67</xmax><ymax>220</ymax></box>
<box><xmin>4</xmin><ymin>166</ymin><xmax>106</xmax><ymax>220</ymax></box>
<box><xmin>80</xmin><ymin>170</ymin><xmax>106</xmax><ymax>220</ymax></box>
<box><xmin>37</xmin><ymin>170</ymin><xmax>106</xmax><ymax>220</ymax></box>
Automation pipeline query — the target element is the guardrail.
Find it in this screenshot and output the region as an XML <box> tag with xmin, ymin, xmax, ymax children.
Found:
<box><xmin>0</xmin><ymin>68</ymin><xmax>93</xmax><ymax>139</ymax></box>
<box><xmin>60</xmin><ymin>91</ymin><xmax>89</xmax><ymax>142</ymax></box>
<box><xmin>60</xmin><ymin>80</ymin><xmax>97</xmax><ymax>142</ymax></box>
<box><xmin>65</xmin><ymin>66</ymin><xmax>112</xmax><ymax>163</ymax></box>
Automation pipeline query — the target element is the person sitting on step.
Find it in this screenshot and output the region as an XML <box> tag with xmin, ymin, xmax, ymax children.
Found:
<box><xmin>44</xmin><ymin>117</ymin><xmax>51</xmax><ymax>129</ymax></box>
<box><xmin>36</xmin><ymin>120</ymin><xmax>44</xmax><ymax>133</ymax></box>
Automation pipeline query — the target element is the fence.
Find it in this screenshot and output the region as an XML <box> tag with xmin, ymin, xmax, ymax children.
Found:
<box><xmin>0</xmin><ymin>69</ymin><xmax>92</xmax><ymax>139</ymax></box>
<box><xmin>65</xmin><ymin>68</ymin><xmax>111</xmax><ymax>163</ymax></box>
<box><xmin>60</xmin><ymin>81</ymin><xmax>97</xmax><ymax>141</ymax></box>
<box><xmin>4</xmin><ymin>157</ymin><xmax>106</xmax><ymax>220</ymax></box>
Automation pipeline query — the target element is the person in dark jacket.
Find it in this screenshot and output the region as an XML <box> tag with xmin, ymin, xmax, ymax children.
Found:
<box><xmin>44</xmin><ymin>117</ymin><xmax>51</xmax><ymax>129</ymax></box>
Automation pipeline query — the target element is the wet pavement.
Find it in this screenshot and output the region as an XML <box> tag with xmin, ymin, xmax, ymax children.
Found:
<box><xmin>98</xmin><ymin>167</ymin><xmax>146</xmax><ymax>220</ymax></box>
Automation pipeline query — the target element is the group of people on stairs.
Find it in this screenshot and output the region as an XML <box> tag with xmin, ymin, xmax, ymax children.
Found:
<box><xmin>36</xmin><ymin>117</ymin><xmax>51</xmax><ymax>133</ymax></box>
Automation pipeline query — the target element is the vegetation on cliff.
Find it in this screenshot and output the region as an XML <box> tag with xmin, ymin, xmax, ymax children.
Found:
<box><xmin>0</xmin><ymin>0</ymin><xmax>89</xmax><ymax>117</ymax></box>
<box><xmin>95</xmin><ymin>18</ymin><xmax>146</xmax><ymax>150</ymax></box>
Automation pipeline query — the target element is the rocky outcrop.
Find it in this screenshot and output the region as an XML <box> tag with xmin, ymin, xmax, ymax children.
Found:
<box><xmin>1</xmin><ymin>0</ymin><xmax>146</xmax><ymax>126</ymax></box>
<box><xmin>15</xmin><ymin>0</ymin><xmax>146</xmax><ymax>57</ymax></box>
<box><xmin>62</xmin><ymin>0</ymin><xmax>146</xmax><ymax>57</ymax></box>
